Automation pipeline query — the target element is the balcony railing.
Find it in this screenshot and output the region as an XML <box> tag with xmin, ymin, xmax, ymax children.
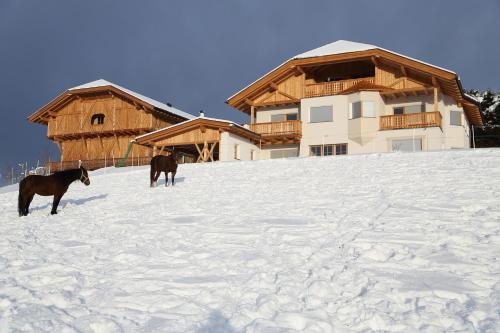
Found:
<box><xmin>250</xmin><ymin>120</ymin><xmax>302</xmax><ymax>137</ymax></box>
<box><xmin>379</xmin><ymin>111</ymin><xmax>442</xmax><ymax>130</ymax></box>
<box><xmin>304</xmin><ymin>77</ymin><xmax>375</xmax><ymax>98</ymax></box>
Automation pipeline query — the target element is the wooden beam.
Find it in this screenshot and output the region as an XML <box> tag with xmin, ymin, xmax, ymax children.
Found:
<box><xmin>434</xmin><ymin>87</ymin><xmax>439</xmax><ymax>112</ymax></box>
<box><xmin>400</xmin><ymin>65</ymin><xmax>407</xmax><ymax>76</ymax></box>
<box><xmin>250</xmin><ymin>105</ymin><xmax>255</xmax><ymax>125</ymax></box>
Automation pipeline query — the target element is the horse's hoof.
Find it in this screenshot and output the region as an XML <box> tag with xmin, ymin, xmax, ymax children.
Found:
<box><xmin>51</xmin><ymin>211</ymin><xmax>57</xmax><ymax>215</ymax></box>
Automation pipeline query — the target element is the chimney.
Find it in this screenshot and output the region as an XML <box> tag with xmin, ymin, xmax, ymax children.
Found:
<box><xmin>199</xmin><ymin>110</ymin><xmax>205</xmax><ymax>118</ymax></box>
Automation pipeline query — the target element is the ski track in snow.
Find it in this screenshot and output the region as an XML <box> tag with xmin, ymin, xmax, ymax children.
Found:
<box><xmin>0</xmin><ymin>149</ymin><xmax>499</xmax><ymax>332</ymax></box>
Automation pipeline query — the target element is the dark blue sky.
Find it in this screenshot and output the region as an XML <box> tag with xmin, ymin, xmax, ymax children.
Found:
<box><xmin>1</xmin><ymin>0</ymin><xmax>499</xmax><ymax>172</ymax></box>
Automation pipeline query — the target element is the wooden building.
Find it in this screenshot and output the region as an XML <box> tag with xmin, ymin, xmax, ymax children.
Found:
<box><xmin>134</xmin><ymin>116</ymin><xmax>261</xmax><ymax>162</ymax></box>
<box><xmin>226</xmin><ymin>40</ymin><xmax>483</xmax><ymax>157</ymax></box>
<box><xmin>28</xmin><ymin>79</ymin><xmax>194</xmax><ymax>170</ymax></box>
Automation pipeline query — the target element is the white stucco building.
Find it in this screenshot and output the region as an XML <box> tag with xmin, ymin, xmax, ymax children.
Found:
<box><xmin>226</xmin><ymin>40</ymin><xmax>482</xmax><ymax>159</ymax></box>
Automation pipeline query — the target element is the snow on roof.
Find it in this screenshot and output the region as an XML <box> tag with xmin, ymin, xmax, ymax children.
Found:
<box><xmin>228</xmin><ymin>40</ymin><xmax>456</xmax><ymax>101</ymax></box>
<box><xmin>134</xmin><ymin>116</ymin><xmax>249</xmax><ymax>141</ymax></box>
<box><xmin>70</xmin><ymin>79</ymin><xmax>195</xmax><ymax>120</ymax></box>
<box><xmin>293</xmin><ymin>40</ymin><xmax>377</xmax><ymax>59</ymax></box>
<box><xmin>293</xmin><ymin>40</ymin><xmax>455</xmax><ymax>74</ymax></box>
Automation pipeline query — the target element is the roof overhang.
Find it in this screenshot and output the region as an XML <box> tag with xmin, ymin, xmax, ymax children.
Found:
<box><xmin>28</xmin><ymin>85</ymin><xmax>189</xmax><ymax>125</ymax></box>
<box><xmin>135</xmin><ymin>117</ymin><xmax>261</xmax><ymax>146</ymax></box>
<box><xmin>226</xmin><ymin>48</ymin><xmax>482</xmax><ymax>126</ymax></box>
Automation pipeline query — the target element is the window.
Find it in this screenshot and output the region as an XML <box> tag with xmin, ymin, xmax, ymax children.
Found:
<box><xmin>310</xmin><ymin>144</ymin><xmax>347</xmax><ymax>156</ymax></box>
<box><xmin>350</xmin><ymin>102</ymin><xmax>362</xmax><ymax>119</ymax></box>
<box><xmin>336</xmin><ymin>144</ymin><xmax>347</xmax><ymax>155</ymax></box>
<box><xmin>349</xmin><ymin>101</ymin><xmax>375</xmax><ymax>119</ymax></box>
<box><xmin>363</xmin><ymin>101</ymin><xmax>376</xmax><ymax>117</ymax></box>
<box><xmin>251</xmin><ymin>150</ymin><xmax>257</xmax><ymax>160</ymax></box>
<box><xmin>324</xmin><ymin>145</ymin><xmax>333</xmax><ymax>156</ymax></box>
<box><xmin>271</xmin><ymin>113</ymin><xmax>298</xmax><ymax>122</ymax></box>
<box><xmin>234</xmin><ymin>144</ymin><xmax>240</xmax><ymax>160</ymax></box>
<box><xmin>310</xmin><ymin>145</ymin><xmax>322</xmax><ymax>156</ymax></box>
<box><xmin>91</xmin><ymin>113</ymin><xmax>105</xmax><ymax>125</ymax></box>
<box><xmin>393</xmin><ymin>104</ymin><xmax>424</xmax><ymax>115</ymax></box>
<box><xmin>394</xmin><ymin>107</ymin><xmax>404</xmax><ymax>115</ymax></box>
<box><xmin>270</xmin><ymin>148</ymin><xmax>299</xmax><ymax>159</ymax></box>
<box><xmin>310</xmin><ymin>106</ymin><xmax>333</xmax><ymax>123</ymax></box>
<box><xmin>450</xmin><ymin>111</ymin><xmax>462</xmax><ymax>126</ymax></box>
<box><xmin>392</xmin><ymin>138</ymin><xmax>422</xmax><ymax>152</ymax></box>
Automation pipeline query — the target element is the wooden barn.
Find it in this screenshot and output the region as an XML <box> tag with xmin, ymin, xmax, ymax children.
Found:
<box><xmin>28</xmin><ymin>79</ymin><xmax>194</xmax><ymax>170</ymax></box>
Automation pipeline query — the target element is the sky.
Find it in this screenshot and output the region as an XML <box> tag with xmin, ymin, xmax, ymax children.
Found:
<box><xmin>0</xmin><ymin>0</ymin><xmax>499</xmax><ymax>178</ymax></box>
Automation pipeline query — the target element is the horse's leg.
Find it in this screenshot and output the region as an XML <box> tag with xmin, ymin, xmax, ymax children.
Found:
<box><xmin>24</xmin><ymin>194</ymin><xmax>35</xmax><ymax>216</ymax></box>
<box><xmin>171</xmin><ymin>170</ymin><xmax>176</xmax><ymax>186</ymax></box>
<box><xmin>153</xmin><ymin>171</ymin><xmax>161</xmax><ymax>187</ymax></box>
<box><xmin>165</xmin><ymin>171</ymin><xmax>169</xmax><ymax>187</ymax></box>
<box><xmin>51</xmin><ymin>194</ymin><xmax>62</xmax><ymax>215</ymax></box>
<box><xmin>150</xmin><ymin>166</ymin><xmax>156</xmax><ymax>187</ymax></box>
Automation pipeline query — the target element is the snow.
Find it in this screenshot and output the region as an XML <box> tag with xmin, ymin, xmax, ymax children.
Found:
<box><xmin>293</xmin><ymin>40</ymin><xmax>377</xmax><ymax>59</ymax></box>
<box><xmin>293</xmin><ymin>40</ymin><xmax>455</xmax><ymax>74</ymax></box>
<box><xmin>1</xmin><ymin>149</ymin><xmax>499</xmax><ymax>332</ymax></box>
<box><xmin>70</xmin><ymin>79</ymin><xmax>195</xmax><ymax>120</ymax></box>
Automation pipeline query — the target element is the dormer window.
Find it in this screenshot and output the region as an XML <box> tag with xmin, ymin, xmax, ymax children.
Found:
<box><xmin>91</xmin><ymin>113</ymin><xmax>105</xmax><ymax>125</ymax></box>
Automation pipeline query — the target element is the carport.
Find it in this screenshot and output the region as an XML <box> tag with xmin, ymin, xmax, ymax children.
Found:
<box><xmin>134</xmin><ymin>117</ymin><xmax>261</xmax><ymax>162</ymax></box>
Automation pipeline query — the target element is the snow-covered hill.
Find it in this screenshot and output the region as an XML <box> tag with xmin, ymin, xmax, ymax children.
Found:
<box><xmin>0</xmin><ymin>150</ymin><xmax>499</xmax><ymax>332</ymax></box>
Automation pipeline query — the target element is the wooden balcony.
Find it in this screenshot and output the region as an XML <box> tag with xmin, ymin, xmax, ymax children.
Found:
<box><xmin>379</xmin><ymin>111</ymin><xmax>442</xmax><ymax>130</ymax></box>
<box><xmin>249</xmin><ymin>120</ymin><xmax>302</xmax><ymax>145</ymax></box>
<box><xmin>304</xmin><ymin>77</ymin><xmax>375</xmax><ymax>98</ymax></box>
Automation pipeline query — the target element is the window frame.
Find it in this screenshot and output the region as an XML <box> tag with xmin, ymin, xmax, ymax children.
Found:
<box><xmin>393</xmin><ymin>103</ymin><xmax>425</xmax><ymax>115</ymax></box>
<box><xmin>309</xmin><ymin>144</ymin><xmax>348</xmax><ymax>156</ymax></box>
<box><xmin>91</xmin><ymin>113</ymin><xmax>105</xmax><ymax>125</ymax></box>
<box><xmin>349</xmin><ymin>101</ymin><xmax>376</xmax><ymax>119</ymax></box>
<box><xmin>450</xmin><ymin>111</ymin><xmax>462</xmax><ymax>126</ymax></box>
<box><xmin>309</xmin><ymin>105</ymin><xmax>333</xmax><ymax>123</ymax></box>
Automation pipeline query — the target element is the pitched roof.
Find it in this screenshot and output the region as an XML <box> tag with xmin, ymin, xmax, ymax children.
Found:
<box><xmin>28</xmin><ymin>79</ymin><xmax>195</xmax><ymax>124</ymax></box>
<box><xmin>293</xmin><ymin>40</ymin><xmax>454</xmax><ymax>73</ymax></box>
<box><xmin>134</xmin><ymin>116</ymin><xmax>260</xmax><ymax>144</ymax></box>
<box><xmin>227</xmin><ymin>40</ymin><xmax>456</xmax><ymax>102</ymax></box>
<box><xmin>69</xmin><ymin>79</ymin><xmax>195</xmax><ymax>120</ymax></box>
<box><xmin>294</xmin><ymin>40</ymin><xmax>377</xmax><ymax>59</ymax></box>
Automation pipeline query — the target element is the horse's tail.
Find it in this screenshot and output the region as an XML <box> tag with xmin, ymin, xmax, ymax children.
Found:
<box><xmin>150</xmin><ymin>157</ymin><xmax>156</xmax><ymax>186</ymax></box>
<box><xmin>18</xmin><ymin>180</ymin><xmax>24</xmax><ymax>216</ymax></box>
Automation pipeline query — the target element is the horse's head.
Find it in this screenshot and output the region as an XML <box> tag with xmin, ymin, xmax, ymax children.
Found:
<box><xmin>79</xmin><ymin>166</ymin><xmax>90</xmax><ymax>186</ymax></box>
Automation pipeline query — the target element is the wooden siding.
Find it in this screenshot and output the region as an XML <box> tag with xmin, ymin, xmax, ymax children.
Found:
<box><xmin>47</xmin><ymin>94</ymin><xmax>171</xmax><ymax>139</ymax></box>
<box><xmin>304</xmin><ymin>77</ymin><xmax>375</xmax><ymax>98</ymax></box>
<box><xmin>249</xmin><ymin>120</ymin><xmax>302</xmax><ymax>142</ymax></box>
<box><xmin>60</xmin><ymin>135</ymin><xmax>152</xmax><ymax>161</ymax></box>
<box><xmin>379</xmin><ymin>111</ymin><xmax>442</xmax><ymax>130</ymax></box>
<box><xmin>153</xmin><ymin>127</ymin><xmax>221</xmax><ymax>146</ymax></box>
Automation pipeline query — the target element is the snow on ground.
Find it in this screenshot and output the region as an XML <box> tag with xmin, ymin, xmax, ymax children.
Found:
<box><xmin>0</xmin><ymin>149</ymin><xmax>499</xmax><ymax>332</ymax></box>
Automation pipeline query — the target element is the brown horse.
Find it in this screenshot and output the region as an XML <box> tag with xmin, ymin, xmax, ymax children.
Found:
<box><xmin>18</xmin><ymin>166</ymin><xmax>90</xmax><ymax>216</ymax></box>
<box><xmin>150</xmin><ymin>153</ymin><xmax>177</xmax><ymax>187</ymax></box>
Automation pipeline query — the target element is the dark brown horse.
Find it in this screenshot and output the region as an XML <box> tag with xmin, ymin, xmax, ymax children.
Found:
<box><xmin>18</xmin><ymin>166</ymin><xmax>90</xmax><ymax>216</ymax></box>
<box><xmin>150</xmin><ymin>153</ymin><xmax>177</xmax><ymax>187</ymax></box>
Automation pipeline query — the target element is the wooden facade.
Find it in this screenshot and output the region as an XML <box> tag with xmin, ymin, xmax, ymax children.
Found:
<box><xmin>226</xmin><ymin>48</ymin><xmax>483</xmax><ymax>126</ymax></box>
<box><xmin>28</xmin><ymin>81</ymin><xmax>192</xmax><ymax>170</ymax></box>
<box><xmin>135</xmin><ymin>118</ymin><xmax>261</xmax><ymax>163</ymax></box>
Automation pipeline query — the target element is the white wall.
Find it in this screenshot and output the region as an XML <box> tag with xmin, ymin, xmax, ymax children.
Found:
<box><xmin>219</xmin><ymin>132</ymin><xmax>260</xmax><ymax>161</ymax></box>
<box><xmin>246</xmin><ymin>92</ymin><xmax>470</xmax><ymax>159</ymax></box>
<box><xmin>255</xmin><ymin>106</ymin><xmax>300</xmax><ymax>122</ymax></box>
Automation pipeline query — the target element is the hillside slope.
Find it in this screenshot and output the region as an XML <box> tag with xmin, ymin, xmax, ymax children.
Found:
<box><xmin>0</xmin><ymin>150</ymin><xmax>499</xmax><ymax>332</ymax></box>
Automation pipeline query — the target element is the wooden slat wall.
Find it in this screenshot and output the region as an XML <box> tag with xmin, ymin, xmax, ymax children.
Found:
<box><xmin>154</xmin><ymin>128</ymin><xmax>220</xmax><ymax>146</ymax></box>
<box><xmin>47</xmin><ymin>94</ymin><xmax>172</xmax><ymax>138</ymax></box>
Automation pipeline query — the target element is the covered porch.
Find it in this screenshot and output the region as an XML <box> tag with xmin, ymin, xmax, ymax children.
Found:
<box><xmin>134</xmin><ymin>117</ymin><xmax>261</xmax><ymax>163</ymax></box>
